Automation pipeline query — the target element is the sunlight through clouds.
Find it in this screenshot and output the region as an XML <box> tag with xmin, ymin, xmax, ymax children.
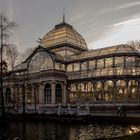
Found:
<box><xmin>89</xmin><ymin>18</ymin><xmax>140</xmax><ymax>49</ymax></box>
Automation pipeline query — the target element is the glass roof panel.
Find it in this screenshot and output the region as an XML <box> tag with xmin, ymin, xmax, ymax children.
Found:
<box><xmin>40</xmin><ymin>22</ymin><xmax>87</xmax><ymax>50</ymax></box>
<box><xmin>66</xmin><ymin>44</ymin><xmax>140</xmax><ymax>61</ymax></box>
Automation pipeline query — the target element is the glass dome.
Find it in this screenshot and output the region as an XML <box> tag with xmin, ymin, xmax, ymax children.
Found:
<box><xmin>40</xmin><ymin>22</ymin><xmax>88</xmax><ymax>50</ymax></box>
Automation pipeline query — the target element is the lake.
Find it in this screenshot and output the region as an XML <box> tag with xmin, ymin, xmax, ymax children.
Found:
<box><xmin>0</xmin><ymin>121</ymin><xmax>140</xmax><ymax>140</ymax></box>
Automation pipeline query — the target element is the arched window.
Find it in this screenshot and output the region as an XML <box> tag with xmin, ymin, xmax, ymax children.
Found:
<box><xmin>105</xmin><ymin>58</ymin><xmax>113</xmax><ymax>67</ymax></box>
<box><xmin>81</xmin><ymin>62</ymin><xmax>88</xmax><ymax>71</ymax></box>
<box><xmin>70</xmin><ymin>84</ymin><xmax>76</xmax><ymax>92</ymax></box>
<box><xmin>77</xmin><ymin>83</ymin><xmax>85</xmax><ymax>92</ymax></box>
<box><xmin>67</xmin><ymin>64</ymin><xmax>73</xmax><ymax>72</ymax></box>
<box><xmin>77</xmin><ymin>83</ymin><xmax>85</xmax><ymax>103</ymax></box>
<box><xmin>55</xmin><ymin>84</ymin><xmax>62</xmax><ymax>103</ymax></box>
<box><xmin>128</xmin><ymin>80</ymin><xmax>138</xmax><ymax>103</ymax></box>
<box><xmin>85</xmin><ymin>82</ymin><xmax>93</xmax><ymax>102</ymax></box>
<box><xmin>44</xmin><ymin>83</ymin><xmax>51</xmax><ymax>102</ymax></box>
<box><xmin>116</xmin><ymin>80</ymin><xmax>126</xmax><ymax>102</ymax></box>
<box><xmin>89</xmin><ymin>61</ymin><xmax>95</xmax><ymax>70</ymax></box>
<box><xmin>97</xmin><ymin>59</ymin><xmax>104</xmax><ymax>69</ymax></box>
<box><xmin>73</xmin><ymin>63</ymin><xmax>80</xmax><ymax>71</ymax></box>
<box><xmin>28</xmin><ymin>51</ymin><xmax>54</xmax><ymax>73</ymax></box>
<box><xmin>95</xmin><ymin>81</ymin><xmax>103</xmax><ymax>101</ymax></box>
<box><xmin>6</xmin><ymin>87</ymin><xmax>12</xmax><ymax>104</ymax></box>
<box><xmin>69</xmin><ymin>84</ymin><xmax>77</xmax><ymax>103</ymax></box>
<box><xmin>104</xmin><ymin>81</ymin><xmax>114</xmax><ymax>101</ymax></box>
<box><xmin>115</xmin><ymin>57</ymin><xmax>124</xmax><ymax>67</ymax></box>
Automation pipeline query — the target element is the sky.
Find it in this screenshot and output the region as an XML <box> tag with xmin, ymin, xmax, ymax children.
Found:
<box><xmin>0</xmin><ymin>0</ymin><xmax>140</xmax><ymax>52</ymax></box>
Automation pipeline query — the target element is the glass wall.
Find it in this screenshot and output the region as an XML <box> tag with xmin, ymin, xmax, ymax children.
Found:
<box><xmin>28</xmin><ymin>51</ymin><xmax>54</xmax><ymax>73</ymax></box>
<box><xmin>67</xmin><ymin>55</ymin><xmax>140</xmax><ymax>79</ymax></box>
<box><xmin>128</xmin><ymin>80</ymin><xmax>138</xmax><ymax>103</ymax></box>
<box><xmin>68</xmin><ymin>80</ymin><xmax>139</xmax><ymax>104</ymax></box>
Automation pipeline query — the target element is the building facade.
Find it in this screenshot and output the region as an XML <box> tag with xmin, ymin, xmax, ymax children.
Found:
<box><xmin>3</xmin><ymin>21</ymin><xmax>140</xmax><ymax>112</ymax></box>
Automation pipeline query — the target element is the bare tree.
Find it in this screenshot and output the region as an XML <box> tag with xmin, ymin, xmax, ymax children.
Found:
<box><xmin>127</xmin><ymin>40</ymin><xmax>140</xmax><ymax>51</ymax></box>
<box><xmin>0</xmin><ymin>60</ymin><xmax>8</xmax><ymax>76</ymax></box>
<box><xmin>5</xmin><ymin>45</ymin><xmax>19</xmax><ymax>70</ymax></box>
<box><xmin>0</xmin><ymin>13</ymin><xmax>16</xmax><ymax>121</ymax></box>
<box><xmin>20</xmin><ymin>47</ymin><xmax>35</xmax><ymax>61</ymax></box>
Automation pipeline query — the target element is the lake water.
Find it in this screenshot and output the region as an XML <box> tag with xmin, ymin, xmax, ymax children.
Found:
<box><xmin>0</xmin><ymin>121</ymin><xmax>140</xmax><ymax>140</ymax></box>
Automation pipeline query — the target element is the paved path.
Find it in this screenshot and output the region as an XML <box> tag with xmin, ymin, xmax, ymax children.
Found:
<box><xmin>90</xmin><ymin>112</ymin><xmax>140</xmax><ymax>118</ymax></box>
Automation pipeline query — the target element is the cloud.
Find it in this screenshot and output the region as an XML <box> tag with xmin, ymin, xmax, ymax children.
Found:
<box><xmin>88</xmin><ymin>18</ymin><xmax>140</xmax><ymax>49</ymax></box>
<box><xmin>116</xmin><ymin>1</ymin><xmax>140</xmax><ymax>10</ymax></box>
<box><xmin>2</xmin><ymin>0</ymin><xmax>140</xmax><ymax>52</ymax></box>
<box><xmin>81</xmin><ymin>2</ymin><xmax>140</xmax><ymax>48</ymax></box>
<box><xmin>114</xmin><ymin>17</ymin><xmax>140</xmax><ymax>27</ymax></box>
<box><xmin>7</xmin><ymin>0</ymin><xmax>15</xmax><ymax>20</ymax></box>
<box><xmin>99</xmin><ymin>1</ymin><xmax>140</xmax><ymax>14</ymax></box>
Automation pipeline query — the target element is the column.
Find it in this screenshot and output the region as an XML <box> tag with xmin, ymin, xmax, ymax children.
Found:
<box><xmin>19</xmin><ymin>86</ymin><xmax>22</xmax><ymax>105</ymax></box>
<box><xmin>101</xmin><ymin>81</ymin><xmax>105</xmax><ymax>101</ymax></box>
<box><xmin>11</xmin><ymin>86</ymin><xmax>14</xmax><ymax>105</ymax></box>
<box><xmin>138</xmin><ymin>81</ymin><xmax>140</xmax><ymax>103</ymax></box>
<box><xmin>93</xmin><ymin>81</ymin><xmax>96</xmax><ymax>102</ymax></box>
<box><xmin>32</xmin><ymin>84</ymin><xmax>37</xmax><ymax>111</ymax></box>
<box><xmin>113</xmin><ymin>80</ymin><xmax>116</xmax><ymax>104</ymax></box>
<box><xmin>17</xmin><ymin>85</ymin><xmax>20</xmax><ymax>107</ymax></box>
<box><xmin>14</xmin><ymin>86</ymin><xmax>18</xmax><ymax>108</ymax></box>
<box><xmin>113</xmin><ymin>57</ymin><xmax>115</xmax><ymax>75</ymax></box>
<box><xmin>17</xmin><ymin>86</ymin><xmax>20</xmax><ymax>107</ymax></box>
<box><xmin>3</xmin><ymin>87</ymin><xmax>6</xmax><ymax>104</ymax></box>
<box><xmin>38</xmin><ymin>82</ymin><xmax>44</xmax><ymax>104</ymax></box>
<box><xmin>124</xmin><ymin>56</ymin><xmax>126</xmax><ymax>75</ymax></box>
<box><xmin>126</xmin><ymin>80</ymin><xmax>129</xmax><ymax>103</ymax></box>
<box><xmin>24</xmin><ymin>83</ymin><xmax>28</xmax><ymax>104</ymax></box>
<box><xmin>51</xmin><ymin>81</ymin><xmax>56</xmax><ymax>104</ymax></box>
<box><xmin>63</xmin><ymin>82</ymin><xmax>67</xmax><ymax>105</ymax></box>
<box><xmin>83</xmin><ymin>83</ymin><xmax>86</xmax><ymax>103</ymax></box>
<box><xmin>80</xmin><ymin>62</ymin><xmax>81</xmax><ymax>71</ymax></box>
<box><xmin>67</xmin><ymin>83</ymin><xmax>70</xmax><ymax>104</ymax></box>
<box><xmin>95</xmin><ymin>60</ymin><xmax>97</xmax><ymax>70</ymax></box>
<box><xmin>31</xmin><ymin>84</ymin><xmax>35</xmax><ymax>105</ymax></box>
<box><xmin>104</xmin><ymin>58</ymin><xmax>106</xmax><ymax>68</ymax></box>
<box><xmin>36</xmin><ymin>84</ymin><xmax>39</xmax><ymax>104</ymax></box>
<box><xmin>22</xmin><ymin>83</ymin><xmax>26</xmax><ymax>114</ymax></box>
<box><xmin>92</xmin><ymin>82</ymin><xmax>96</xmax><ymax>103</ymax></box>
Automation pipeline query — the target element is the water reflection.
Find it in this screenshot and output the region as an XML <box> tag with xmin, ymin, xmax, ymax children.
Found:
<box><xmin>1</xmin><ymin>121</ymin><xmax>140</xmax><ymax>140</ymax></box>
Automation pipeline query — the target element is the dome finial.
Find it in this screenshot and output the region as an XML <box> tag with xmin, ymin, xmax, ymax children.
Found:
<box><xmin>63</xmin><ymin>8</ymin><xmax>65</xmax><ymax>22</ymax></box>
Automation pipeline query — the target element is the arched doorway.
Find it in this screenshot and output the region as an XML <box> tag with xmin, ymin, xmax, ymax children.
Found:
<box><xmin>128</xmin><ymin>80</ymin><xmax>138</xmax><ymax>103</ymax></box>
<box><xmin>85</xmin><ymin>82</ymin><xmax>93</xmax><ymax>103</ymax></box>
<box><xmin>69</xmin><ymin>84</ymin><xmax>77</xmax><ymax>103</ymax></box>
<box><xmin>116</xmin><ymin>80</ymin><xmax>126</xmax><ymax>102</ymax></box>
<box><xmin>104</xmin><ymin>80</ymin><xmax>114</xmax><ymax>102</ymax></box>
<box><xmin>77</xmin><ymin>83</ymin><xmax>85</xmax><ymax>103</ymax></box>
<box><xmin>55</xmin><ymin>83</ymin><xmax>62</xmax><ymax>103</ymax></box>
<box><xmin>95</xmin><ymin>81</ymin><xmax>103</xmax><ymax>101</ymax></box>
<box><xmin>5</xmin><ymin>87</ymin><xmax>12</xmax><ymax>104</ymax></box>
<box><xmin>44</xmin><ymin>83</ymin><xmax>51</xmax><ymax>103</ymax></box>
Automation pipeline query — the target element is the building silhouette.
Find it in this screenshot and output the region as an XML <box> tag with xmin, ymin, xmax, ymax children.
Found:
<box><xmin>3</xmin><ymin>20</ymin><xmax>140</xmax><ymax>113</ymax></box>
